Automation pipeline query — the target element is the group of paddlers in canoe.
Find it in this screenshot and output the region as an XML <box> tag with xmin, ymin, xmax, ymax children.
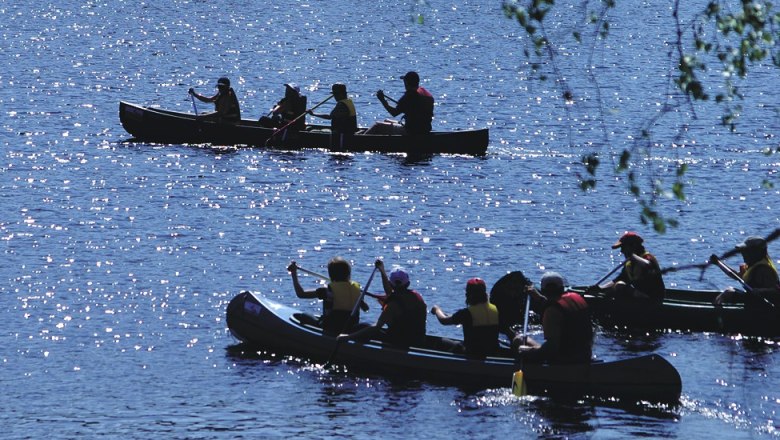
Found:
<box><xmin>188</xmin><ymin>71</ymin><xmax>434</xmax><ymax>148</ymax></box>
<box><xmin>286</xmin><ymin>231</ymin><xmax>779</xmax><ymax>365</ymax></box>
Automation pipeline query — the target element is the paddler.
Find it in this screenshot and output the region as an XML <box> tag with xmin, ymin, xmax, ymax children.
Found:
<box><xmin>714</xmin><ymin>236</ymin><xmax>780</xmax><ymax>308</ymax></box>
<box><xmin>513</xmin><ymin>272</ymin><xmax>593</xmax><ymax>364</ymax></box>
<box><xmin>288</xmin><ymin>257</ymin><xmax>368</xmax><ymax>336</ymax></box>
<box><xmin>307</xmin><ymin>83</ymin><xmax>358</xmax><ymax>149</ymax></box>
<box><xmin>189</xmin><ymin>77</ymin><xmax>241</xmax><ymax>122</ymax></box>
<box><xmin>588</xmin><ymin>231</ymin><xmax>665</xmax><ymax>303</ymax></box>
<box><xmin>430</xmin><ymin>278</ymin><xmax>500</xmax><ymax>359</ymax></box>
<box><xmin>337</xmin><ymin>260</ymin><xmax>427</xmax><ymax>349</ymax></box>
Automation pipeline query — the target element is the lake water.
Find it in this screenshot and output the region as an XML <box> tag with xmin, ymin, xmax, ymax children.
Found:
<box><xmin>1</xmin><ymin>0</ymin><xmax>779</xmax><ymax>438</ymax></box>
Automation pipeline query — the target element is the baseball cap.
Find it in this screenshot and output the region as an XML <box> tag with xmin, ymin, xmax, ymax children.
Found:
<box><xmin>217</xmin><ymin>77</ymin><xmax>230</xmax><ymax>87</ymax></box>
<box><xmin>612</xmin><ymin>231</ymin><xmax>643</xmax><ymax>249</ymax></box>
<box><xmin>736</xmin><ymin>236</ymin><xmax>767</xmax><ymax>250</ymax></box>
<box><xmin>389</xmin><ymin>269</ymin><xmax>410</xmax><ymax>286</ymax></box>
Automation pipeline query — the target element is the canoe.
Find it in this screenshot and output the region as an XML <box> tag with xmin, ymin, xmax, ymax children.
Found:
<box><xmin>226</xmin><ymin>291</ymin><xmax>682</xmax><ymax>402</ymax></box>
<box><xmin>118</xmin><ymin>101</ymin><xmax>489</xmax><ymax>155</ymax></box>
<box><xmin>571</xmin><ymin>287</ymin><xmax>780</xmax><ymax>337</ymax></box>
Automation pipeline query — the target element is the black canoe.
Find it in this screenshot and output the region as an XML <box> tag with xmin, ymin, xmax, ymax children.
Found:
<box><xmin>226</xmin><ymin>291</ymin><xmax>682</xmax><ymax>402</ymax></box>
<box><xmin>570</xmin><ymin>287</ymin><xmax>780</xmax><ymax>337</ymax></box>
<box><xmin>119</xmin><ymin>101</ymin><xmax>489</xmax><ymax>155</ymax></box>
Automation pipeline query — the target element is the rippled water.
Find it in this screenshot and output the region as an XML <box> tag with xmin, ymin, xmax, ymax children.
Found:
<box><xmin>2</xmin><ymin>0</ymin><xmax>779</xmax><ymax>438</ymax></box>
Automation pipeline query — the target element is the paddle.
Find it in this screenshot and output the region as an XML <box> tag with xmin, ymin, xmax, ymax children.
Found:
<box><xmin>660</xmin><ymin>228</ymin><xmax>780</xmax><ymax>277</ymax></box>
<box><xmin>190</xmin><ymin>92</ymin><xmax>199</xmax><ymax>115</ymax></box>
<box><xmin>324</xmin><ymin>266</ymin><xmax>379</xmax><ymax>367</ymax></box>
<box><xmin>264</xmin><ymin>94</ymin><xmax>333</xmax><ymax>147</ymax></box>
<box><xmin>710</xmin><ymin>254</ymin><xmax>776</xmax><ymax>308</ymax></box>
<box><xmin>512</xmin><ymin>288</ymin><xmax>532</xmax><ymax>397</ymax></box>
<box><xmin>295</xmin><ymin>265</ymin><xmax>384</xmax><ymax>301</ymax></box>
<box><xmin>594</xmin><ymin>261</ymin><xmax>627</xmax><ymax>287</ymax></box>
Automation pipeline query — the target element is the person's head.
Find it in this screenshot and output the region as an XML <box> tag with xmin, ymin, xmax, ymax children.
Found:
<box><xmin>284</xmin><ymin>83</ymin><xmax>300</xmax><ymax>98</ymax></box>
<box><xmin>612</xmin><ymin>231</ymin><xmax>645</xmax><ymax>255</ymax></box>
<box><xmin>465</xmin><ymin>278</ymin><xmax>488</xmax><ymax>305</ymax></box>
<box><xmin>217</xmin><ymin>77</ymin><xmax>231</xmax><ymax>91</ymax></box>
<box><xmin>327</xmin><ymin>257</ymin><xmax>351</xmax><ymax>282</ymax></box>
<box><xmin>401</xmin><ymin>71</ymin><xmax>420</xmax><ymax>91</ymax></box>
<box><xmin>736</xmin><ymin>236</ymin><xmax>768</xmax><ymax>265</ymax></box>
<box><xmin>540</xmin><ymin>271</ymin><xmax>566</xmax><ymax>298</ymax></box>
<box><xmin>389</xmin><ymin>269</ymin><xmax>410</xmax><ymax>291</ymax></box>
<box><xmin>331</xmin><ymin>83</ymin><xmax>347</xmax><ymax>100</ymax></box>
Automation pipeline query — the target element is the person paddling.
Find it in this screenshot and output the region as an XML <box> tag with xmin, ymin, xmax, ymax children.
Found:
<box><xmin>189</xmin><ymin>77</ymin><xmax>241</xmax><ymax>122</ymax></box>
<box><xmin>376</xmin><ymin>71</ymin><xmax>434</xmax><ymax>135</ymax></box>
<box><xmin>714</xmin><ymin>236</ymin><xmax>780</xmax><ymax>308</ymax></box>
<box><xmin>513</xmin><ymin>272</ymin><xmax>593</xmax><ymax>364</ymax></box>
<box><xmin>430</xmin><ymin>278</ymin><xmax>500</xmax><ymax>359</ymax></box>
<box><xmin>337</xmin><ymin>260</ymin><xmax>427</xmax><ymax>349</ymax></box>
<box><xmin>307</xmin><ymin>83</ymin><xmax>358</xmax><ymax>149</ymax></box>
<box><xmin>260</xmin><ymin>83</ymin><xmax>307</xmax><ymax>132</ymax></box>
<box><xmin>288</xmin><ymin>257</ymin><xmax>368</xmax><ymax>336</ymax></box>
<box><xmin>588</xmin><ymin>231</ymin><xmax>665</xmax><ymax>303</ymax></box>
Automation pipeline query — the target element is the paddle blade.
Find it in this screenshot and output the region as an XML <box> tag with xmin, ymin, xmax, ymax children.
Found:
<box><xmin>512</xmin><ymin>370</ymin><xmax>528</xmax><ymax>397</ymax></box>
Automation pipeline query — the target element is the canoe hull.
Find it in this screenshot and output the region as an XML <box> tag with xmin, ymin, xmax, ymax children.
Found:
<box><xmin>119</xmin><ymin>101</ymin><xmax>489</xmax><ymax>155</ymax></box>
<box><xmin>226</xmin><ymin>291</ymin><xmax>681</xmax><ymax>402</ymax></box>
<box><xmin>572</xmin><ymin>287</ymin><xmax>780</xmax><ymax>336</ymax></box>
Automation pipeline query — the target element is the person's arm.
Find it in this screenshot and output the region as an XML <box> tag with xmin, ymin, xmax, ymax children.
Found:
<box><xmin>376</xmin><ymin>90</ymin><xmax>401</xmax><ymax>117</ymax></box>
<box><xmin>517</xmin><ymin>308</ymin><xmax>562</xmax><ymax>361</ymax></box>
<box><xmin>430</xmin><ymin>305</ymin><xmax>457</xmax><ymax>325</ymax></box>
<box><xmin>287</xmin><ymin>261</ymin><xmax>319</xmax><ymax>299</ymax></box>
<box><xmin>188</xmin><ymin>88</ymin><xmax>217</xmax><ymax>103</ymax></box>
<box><xmin>375</xmin><ymin>260</ymin><xmax>393</xmax><ymax>296</ymax></box>
<box><xmin>337</xmin><ymin>307</ymin><xmax>392</xmax><ymax>342</ymax></box>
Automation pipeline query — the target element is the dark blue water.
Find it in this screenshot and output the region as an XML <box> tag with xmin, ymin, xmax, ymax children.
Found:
<box><xmin>2</xmin><ymin>0</ymin><xmax>778</xmax><ymax>438</ymax></box>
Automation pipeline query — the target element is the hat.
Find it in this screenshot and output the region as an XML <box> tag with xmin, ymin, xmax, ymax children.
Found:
<box><xmin>540</xmin><ymin>272</ymin><xmax>566</xmax><ymax>290</ymax></box>
<box><xmin>284</xmin><ymin>83</ymin><xmax>300</xmax><ymax>93</ymax></box>
<box><xmin>217</xmin><ymin>77</ymin><xmax>230</xmax><ymax>87</ymax></box>
<box><xmin>389</xmin><ymin>269</ymin><xmax>410</xmax><ymax>286</ymax></box>
<box><xmin>466</xmin><ymin>277</ymin><xmax>487</xmax><ymax>294</ymax></box>
<box><xmin>612</xmin><ymin>231</ymin><xmax>643</xmax><ymax>249</ymax></box>
<box><xmin>736</xmin><ymin>236</ymin><xmax>767</xmax><ymax>251</ymax></box>
<box><xmin>401</xmin><ymin>71</ymin><xmax>420</xmax><ymax>84</ymax></box>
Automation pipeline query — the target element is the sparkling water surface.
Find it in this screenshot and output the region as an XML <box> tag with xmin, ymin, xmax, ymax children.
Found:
<box><xmin>1</xmin><ymin>0</ymin><xmax>779</xmax><ymax>438</ymax></box>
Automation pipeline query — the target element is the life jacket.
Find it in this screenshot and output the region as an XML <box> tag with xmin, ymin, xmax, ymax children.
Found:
<box><xmin>742</xmin><ymin>257</ymin><xmax>779</xmax><ymax>287</ymax></box>
<box><xmin>331</xmin><ymin>98</ymin><xmax>358</xmax><ymax>134</ymax></box>
<box><xmin>549</xmin><ymin>292</ymin><xmax>593</xmax><ymax>363</ymax></box>
<box><xmin>399</xmin><ymin>88</ymin><xmax>434</xmax><ymax>134</ymax></box>
<box><xmin>623</xmin><ymin>252</ymin><xmax>665</xmax><ymax>302</ymax></box>
<box><xmin>215</xmin><ymin>88</ymin><xmax>241</xmax><ymax>121</ymax></box>
<box><xmin>463</xmin><ymin>302</ymin><xmax>499</xmax><ymax>358</ymax></box>
<box><xmin>328</xmin><ymin>281</ymin><xmax>362</xmax><ymax>311</ymax></box>
<box><xmin>384</xmin><ymin>289</ymin><xmax>427</xmax><ymax>349</ymax></box>
<box><xmin>320</xmin><ymin>280</ymin><xmax>362</xmax><ymax>336</ymax></box>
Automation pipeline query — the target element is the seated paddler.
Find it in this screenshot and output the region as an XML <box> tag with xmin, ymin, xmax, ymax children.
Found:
<box><xmin>588</xmin><ymin>231</ymin><xmax>665</xmax><ymax>303</ymax></box>
<box><xmin>430</xmin><ymin>278</ymin><xmax>500</xmax><ymax>359</ymax></box>
<box><xmin>513</xmin><ymin>272</ymin><xmax>593</xmax><ymax>364</ymax></box>
<box><xmin>714</xmin><ymin>236</ymin><xmax>780</xmax><ymax>308</ymax></box>
<box><xmin>188</xmin><ymin>77</ymin><xmax>241</xmax><ymax>123</ymax></box>
<box><xmin>337</xmin><ymin>260</ymin><xmax>427</xmax><ymax>349</ymax></box>
<box><xmin>288</xmin><ymin>257</ymin><xmax>369</xmax><ymax>336</ymax></box>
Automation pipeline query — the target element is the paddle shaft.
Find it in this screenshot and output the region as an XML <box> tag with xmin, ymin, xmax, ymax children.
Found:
<box><xmin>521</xmin><ymin>288</ymin><xmax>531</xmax><ymax>345</ymax></box>
<box><xmin>265</xmin><ymin>94</ymin><xmax>333</xmax><ymax>146</ymax></box>
<box><xmin>710</xmin><ymin>255</ymin><xmax>753</xmax><ymax>294</ymax></box>
<box><xmin>190</xmin><ymin>93</ymin><xmax>199</xmax><ymax>115</ymax></box>
<box><xmin>294</xmin><ymin>266</ymin><xmax>383</xmax><ymax>299</ymax></box>
<box><xmin>296</xmin><ymin>266</ymin><xmax>330</xmax><ymax>281</ymax></box>
<box><xmin>325</xmin><ymin>267</ymin><xmax>378</xmax><ymax>366</ymax></box>
<box><xmin>594</xmin><ymin>261</ymin><xmax>627</xmax><ymax>287</ymax></box>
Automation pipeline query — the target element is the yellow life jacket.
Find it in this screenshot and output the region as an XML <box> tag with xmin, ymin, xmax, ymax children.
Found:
<box><xmin>328</xmin><ymin>281</ymin><xmax>362</xmax><ymax>312</ymax></box>
<box><xmin>467</xmin><ymin>302</ymin><xmax>499</xmax><ymax>327</ymax></box>
<box><xmin>743</xmin><ymin>257</ymin><xmax>779</xmax><ymax>285</ymax></box>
